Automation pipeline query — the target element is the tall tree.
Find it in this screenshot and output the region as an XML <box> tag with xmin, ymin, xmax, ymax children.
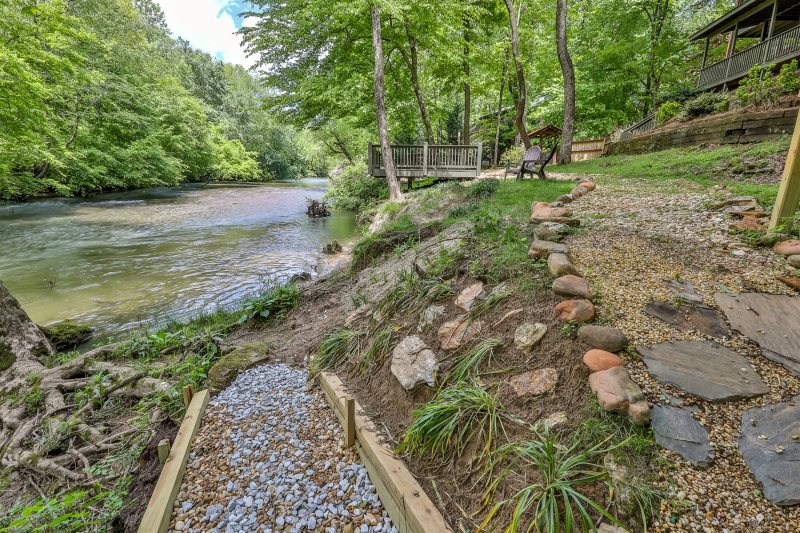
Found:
<box><xmin>504</xmin><ymin>0</ymin><xmax>531</xmax><ymax>148</ymax></box>
<box><xmin>462</xmin><ymin>19</ymin><xmax>471</xmax><ymax>145</ymax></box>
<box><xmin>400</xmin><ymin>21</ymin><xmax>434</xmax><ymax>142</ymax></box>
<box><xmin>556</xmin><ymin>0</ymin><xmax>576</xmax><ymax>164</ymax></box>
<box><xmin>371</xmin><ymin>3</ymin><xmax>402</xmax><ymax>200</ymax></box>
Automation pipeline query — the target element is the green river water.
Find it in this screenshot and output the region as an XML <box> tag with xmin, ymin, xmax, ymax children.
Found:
<box><xmin>0</xmin><ymin>180</ymin><xmax>355</xmax><ymax>337</ymax></box>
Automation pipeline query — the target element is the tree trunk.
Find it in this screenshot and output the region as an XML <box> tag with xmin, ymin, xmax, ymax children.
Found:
<box><xmin>462</xmin><ymin>20</ymin><xmax>471</xmax><ymax>145</ymax></box>
<box><xmin>494</xmin><ymin>48</ymin><xmax>509</xmax><ymax>166</ymax></box>
<box><xmin>402</xmin><ymin>22</ymin><xmax>434</xmax><ymax>143</ymax></box>
<box><xmin>556</xmin><ymin>0</ymin><xmax>575</xmax><ymax>164</ymax></box>
<box><xmin>503</xmin><ymin>0</ymin><xmax>531</xmax><ymax>149</ymax></box>
<box><xmin>371</xmin><ymin>3</ymin><xmax>402</xmax><ymax>200</ymax></box>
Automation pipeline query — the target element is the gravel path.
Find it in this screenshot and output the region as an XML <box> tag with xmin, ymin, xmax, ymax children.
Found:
<box><xmin>559</xmin><ymin>174</ymin><xmax>800</xmax><ymax>531</ymax></box>
<box><xmin>169</xmin><ymin>364</ymin><xmax>394</xmax><ymax>533</ymax></box>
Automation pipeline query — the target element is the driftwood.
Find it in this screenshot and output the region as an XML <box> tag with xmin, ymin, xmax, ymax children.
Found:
<box><xmin>306</xmin><ymin>199</ymin><xmax>331</xmax><ymax>218</ymax></box>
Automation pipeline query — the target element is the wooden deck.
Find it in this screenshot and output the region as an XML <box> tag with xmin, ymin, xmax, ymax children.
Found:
<box><xmin>368</xmin><ymin>143</ymin><xmax>483</xmax><ymax>179</ymax></box>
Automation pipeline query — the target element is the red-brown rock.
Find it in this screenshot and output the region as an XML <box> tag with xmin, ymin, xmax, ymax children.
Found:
<box><xmin>438</xmin><ymin>316</ymin><xmax>483</xmax><ymax>350</ymax></box>
<box><xmin>588</xmin><ymin>366</ymin><xmax>650</xmax><ymax>425</ymax></box>
<box><xmin>578</xmin><ymin>180</ymin><xmax>596</xmax><ymax>191</ymax></box>
<box><xmin>583</xmin><ymin>349</ymin><xmax>624</xmax><ymax>372</ymax></box>
<box><xmin>774</xmin><ymin>239</ymin><xmax>800</xmax><ymax>256</ymax></box>
<box><xmin>531</xmin><ymin>207</ymin><xmax>573</xmax><ymax>223</ymax></box>
<box><xmin>554</xmin><ymin>300</ymin><xmax>596</xmax><ymax>322</ymax></box>
<box><xmin>552</xmin><ymin>275</ymin><xmax>591</xmax><ymax>299</ymax></box>
<box><xmin>509</xmin><ymin>368</ymin><xmax>559</xmax><ymax>396</ymax></box>
<box><xmin>777</xmin><ymin>275</ymin><xmax>800</xmax><ymax>291</ymax></box>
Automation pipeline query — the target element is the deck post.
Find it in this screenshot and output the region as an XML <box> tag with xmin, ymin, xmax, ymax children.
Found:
<box><xmin>367</xmin><ymin>142</ymin><xmax>374</xmax><ymax>176</ymax></box>
<box><xmin>422</xmin><ymin>142</ymin><xmax>428</xmax><ymax>177</ymax></box>
<box><xmin>476</xmin><ymin>142</ymin><xmax>483</xmax><ymax>177</ymax></box>
<box><xmin>701</xmin><ymin>38</ymin><xmax>710</xmax><ymax>70</ymax></box>
<box><xmin>761</xmin><ymin>0</ymin><xmax>779</xmax><ymax>70</ymax></box>
<box><xmin>769</xmin><ymin>111</ymin><xmax>800</xmax><ymax>230</ymax></box>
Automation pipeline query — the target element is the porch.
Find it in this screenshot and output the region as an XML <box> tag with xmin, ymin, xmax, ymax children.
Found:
<box><xmin>367</xmin><ymin>143</ymin><xmax>483</xmax><ymax>180</ymax></box>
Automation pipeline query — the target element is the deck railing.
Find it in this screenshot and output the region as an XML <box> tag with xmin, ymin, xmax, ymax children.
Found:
<box><xmin>618</xmin><ymin>112</ymin><xmax>658</xmax><ymax>141</ymax></box>
<box><xmin>699</xmin><ymin>25</ymin><xmax>800</xmax><ymax>89</ymax></box>
<box><xmin>368</xmin><ymin>143</ymin><xmax>483</xmax><ymax>179</ymax></box>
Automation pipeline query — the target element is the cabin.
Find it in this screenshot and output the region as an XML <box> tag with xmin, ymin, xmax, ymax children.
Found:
<box><xmin>692</xmin><ymin>0</ymin><xmax>800</xmax><ymax>90</ymax></box>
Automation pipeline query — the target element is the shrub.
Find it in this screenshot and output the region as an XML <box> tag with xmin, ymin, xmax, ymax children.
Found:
<box><xmin>775</xmin><ymin>59</ymin><xmax>800</xmax><ymax>94</ymax></box>
<box><xmin>499</xmin><ymin>144</ymin><xmax>526</xmax><ymax>167</ymax></box>
<box><xmin>467</xmin><ymin>178</ymin><xmax>500</xmax><ymax>200</ymax></box>
<box><xmin>737</xmin><ymin>65</ymin><xmax>781</xmax><ymax>108</ymax></box>
<box><xmin>681</xmin><ymin>91</ymin><xmax>729</xmax><ymax>118</ymax></box>
<box><xmin>238</xmin><ymin>283</ymin><xmax>300</xmax><ymax>324</ymax></box>
<box><xmin>324</xmin><ymin>163</ymin><xmax>388</xmax><ymax>211</ymax></box>
<box><xmin>656</xmin><ymin>101</ymin><xmax>681</xmax><ymax>123</ymax></box>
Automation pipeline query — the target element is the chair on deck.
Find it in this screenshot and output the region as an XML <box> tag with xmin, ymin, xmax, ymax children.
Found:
<box><xmin>505</xmin><ymin>144</ymin><xmax>558</xmax><ymax>180</ymax></box>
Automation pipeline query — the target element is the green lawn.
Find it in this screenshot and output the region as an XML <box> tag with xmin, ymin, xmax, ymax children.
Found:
<box><xmin>478</xmin><ymin>178</ymin><xmax>575</xmax><ymax>222</ymax></box>
<box><xmin>556</xmin><ymin>137</ymin><xmax>791</xmax><ymax>207</ymax></box>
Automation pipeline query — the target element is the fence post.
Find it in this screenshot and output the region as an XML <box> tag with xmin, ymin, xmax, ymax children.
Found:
<box><xmin>422</xmin><ymin>142</ymin><xmax>428</xmax><ymax>177</ymax></box>
<box><xmin>476</xmin><ymin>142</ymin><xmax>483</xmax><ymax>177</ymax></box>
<box><xmin>344</xmin><ymin>397</ymin><xmax>356</xmax><ymax>448</ymax></box>
<box><xmin>367</xmin><ymin>142</ymin><xmax>374</xmax><ymax>176</ymax></box>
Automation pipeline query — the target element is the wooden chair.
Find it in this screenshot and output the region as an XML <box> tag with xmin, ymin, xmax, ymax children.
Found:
<box><xmin>505</xmin><ymin>144</ymin><xmax>558</xmax><ymax>180</ymax></box>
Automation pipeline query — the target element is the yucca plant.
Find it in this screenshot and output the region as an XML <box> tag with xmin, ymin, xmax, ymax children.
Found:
<box><xmin>481</xmin><ymin>429</ymin><xmax>625</xmax><ymax>533</ymax></box>
<box><xmin>398</xmin><ymin>383</ymin><xmax>507</xmax><ymax>460</ymax></box>
<box><xmin>310</xmin><ymin>329</ymin><xmax>364</xmax><ymax>374</ymax></box>
<box><xmin>445</xmin><ymin>338</ymin><xmax>503</xmax><ymax>385</ymax></box>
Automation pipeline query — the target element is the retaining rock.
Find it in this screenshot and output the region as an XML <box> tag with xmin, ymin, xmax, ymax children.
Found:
<box><xmin>554</xmin><ymin>300</ymin><xmax>596</xmax><ymax>323</ymax></box>
<box><xmin>390</xmin><ymin>336</ymin><xmax>438</xmax><ymax>390</ymax></box>
<box><xmin>588</xmin><ymin>366</ymin><xmax>650</xmax><ymax>425</ymax></box>
<box><xmin>577</xmin><ymin>325</ymin><xmax>628</xmax><ymax>352</ymax></box>
<box><xmin>552</xmin><ymin>275</ymin><xmax>591</xmax><ymax>299</ymax></box>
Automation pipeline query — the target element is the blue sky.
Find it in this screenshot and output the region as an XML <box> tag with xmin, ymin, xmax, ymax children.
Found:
<box><xmin>157</xmin><ymin>0</ymin><xmax>256</xmax><ymax>67</ymax></box>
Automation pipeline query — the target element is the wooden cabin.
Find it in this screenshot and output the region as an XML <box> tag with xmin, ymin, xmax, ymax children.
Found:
<box><xmin>692</xmin><ymin>0</ymin><xmax>800</xmax><ymax>90</ymax></box>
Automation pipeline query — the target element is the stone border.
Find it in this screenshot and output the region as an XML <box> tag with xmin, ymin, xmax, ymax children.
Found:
<box><xmin>138</xmin><ymin>389</ymin><xmax>210</xmax><ymax>533</ymax></box>
<box><xmin>316</xmin><ymin>371</ymin><xmax>452</xmax><ymax>533</ymax></box>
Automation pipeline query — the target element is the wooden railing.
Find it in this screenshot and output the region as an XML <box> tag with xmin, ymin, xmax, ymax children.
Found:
<box><xmin>699</xmin><ymin>25</ymin><xmax>800</xmax><ymax>89</ymax></box>
<box><xmin>368</xmin><ymin>143</ymin><xmax>483</xmax><ymax>179</ymax></box>
<box><xmin>618</xmin><ymin>112</ymin><xmax>657</xmax><ymax>141</ymax></box>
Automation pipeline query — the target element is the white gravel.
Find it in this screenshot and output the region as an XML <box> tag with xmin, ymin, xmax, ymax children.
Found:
<box><xmin>169</xmin><ymin>364</ymin><xmax>394</xmax><ymax>533</ymax></box>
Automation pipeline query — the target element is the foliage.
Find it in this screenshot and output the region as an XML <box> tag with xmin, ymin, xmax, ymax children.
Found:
<box><xmin>360</xmin><ymin>327</ymin><xmax>397</xmax><ymax>372</ymax></box>
<box><xmin>238</xmin><ymin>283</ymin><xmax>300</xmax><ymax>324</ymax></box>
<box><xmin>375</xmin><ymin>271</ymin><xmax>453</xmax><ymax>320</ymax></box>
<box><xmin>398</xmin><ymin>383</ymin><xmax>507</xmax><ymax>460</ymax></box>
<box><xmin>775</xmin><ymin>60</ymin><xmax>800</xmax><ymax>94</ymax></box>
<box><xmin>656</xmin><ymin>101</ymin><xmax>682</xmax><ymax>123</ymax></box>
<box><xmin>310</xmin><ymin>329</ymin><xmax>365</xmax><ymax>374</ymax></box>
<box><xmin>469</xmin><ymin>286</ymin><xmax>512</xmax><ymax>320</ymax></box>
<box><xmin>0</xmin><ymin>490</ymin><xmax>105</xmax><ymax>532</ymax></box>
<box><xmin>481</xmin><ymin>429</ymin><xmax>623</xmax><ymax>532</ymax></box>
<box><xmin>325</xmin><ymin>164</ymin><xmax>388</xmax><ymax>212</ymax></box>
<box><xmin>467</xmin><ymin>178</ymin><xmax>500</xmax><ymax>200</ymax></box>
<box><xmin>737</xmin><ymin>61</ymin><xmax>800</xmax><ymax>109</ymax></box>
<box><xmin>445</xmin><ymin>338</ymin><xmax>503</xmax><ymax>385</ymax></box>
<box><xmin>500</xmin><ymin>145</ymin><xmax>527</xmax><ymax>167</ymax></box>
<box><xmin>681</xmin><ymin>91</ymin><xmax>729</xmax><ymax>118</ymax></box>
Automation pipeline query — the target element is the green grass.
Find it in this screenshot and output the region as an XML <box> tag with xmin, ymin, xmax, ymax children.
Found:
<box><xmin>445</xmin><ymin>338</ymin><xmax>503</xmax><ymax>385</ymax></box>
<box><xmin>375</xmin><ymin>270</ymin><xmax>453</xmax><ymax>320</ymax></box>
<box><xmin>359</xmin><ymin>326</ymin><xmax>396</xmax><ymax>372</ymax></box>
<box><xmin>556</xmin><ymin>137</ymin><xmax>790</xmax><ymax>207</ymax></box>
<box><xmin>310</xmin><ymin>328</ymin><xmax>365</xmax><ymax>374</ymax></box>
<box><xmin>455</xmin><ymin>179</ymin><xmax>574</xmax><ymax>224</ymax></box>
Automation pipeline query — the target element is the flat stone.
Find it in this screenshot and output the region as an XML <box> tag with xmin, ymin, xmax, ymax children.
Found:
<box><xmin>530</xmin><ymin>206</ymin><xmax>572</xmax><ymax>223</ymax></box>
<box><xmin>714</xmin><ymin>195</ymin><xmax>757</xmax><ymax>208</ymax></box>
<box><xmin>554</xmin><ymin>300</ymin><xmax>596</xmax><ymax>322</ymax></box>
<box><xmin>636</xmin><ymin>340</ymin><xmax>768</xmax><ymax>402</ymax></box>
<box><xmin>570</xmin><ymin>186</ymin><xmax>588</xmax><ymax>198</ymax></box>
<box><xmin>663</xmin><ymin>279</ymin><xmax>704</xmax><ymax>305</ymax></box>
<box><xmin>437</xmin><ymin>316</ymin><xmax>483</xmax><ymax>351</ymax></box>
<box><xmin>739</xmin><ymin>395</ymin><xmax>800</xmax><ymax>506</ymax></box>
<box><xmin>723</xmin><ymin>204</ymin><xmax>766</xmax><ymax>217</ymax></box>
<box><xmin>528</xmin><ymin>239</ymin><xmax>569</xmax><ymax>258</ymax></box>
<box><xmin>651</xmin><ymin>405</ymin><xmax>714</xmax><ymax>467</ymax></box>
<box><xmin>777</xmin><ymin>275</ymin><xmax>800</xmax><ymax>291</ymax></box>
<box><xmin>455</xmin><ymin>282</ymin><xmax>485</xmax><ymax>311</ymax></box>
<box><xmin>730</xmin><ymin>216</ymin><xmax>764</xmax><ymax>232</ymax></box>
<box><xmin>643</xmin><ymin>301</ymin><xmax>692</xmax><ymax>331</ymax></box>
<box><xmin>509</xmin><ymin>368</ymin><xmax>558</xmax><ymax>396</ymax></box>
<box><xmin>789</xmin><ymin>255</ymin><xmax>800</xmax><ymax>268</ymax></box>
<box><xmin>514</xmin><ymin>322</ymin><xmax>547</xmax><ymax>351</ymax></box>
<box><xmin>685</xmin><ymin>306</ymin><xmax>729</xmax><ymax>338</ymax></box>
<box><xmin>715</xmin><ymin>292</ymin><xmax>800</xmax><ymax>377</ymax></box>
<box><xmin>548</xmin><ymin>253</ymin><xmax>580</xmax><ymax>276</ymax></box>
<box><xmin>774</xmin><ymin>239</ymin><xmax>800</xmax><ymax>256</ymax></box>
<box><xmin>588</xmin><ymin>366</ymin><xmax>650</xmax><ymax>425</ymax></box>
<box><xmin>390</xmin><ymin>336</ymin><xmax>438</xmax><ymax>390</ymax></box>
<box><xmin>417</xmin><ymin>305</ymin><xmax>446</xmax><ymax>333</ymax></box>
<box><xmin>552</xmin><ymin>275</ymin><xmax>591</xmax><ymax>299</ymax></box>
<box><xmin>534</xmin><ymin>222</ymin><xmax>570</xmax><ymax>242</ymax></box>
<box><xmin>583</xmin><ymin>349</ymin><xmax>623</xmax><ymax>372</ymax></box>
<box><xmin>538</xmin><ymin>411</ymin><xmax>568</xmax><ymax>430</ymax></box>
<box><xmin>577</xmin><ymin>325</ymin><xmax>628</xmax><ymax>352</ymax></box>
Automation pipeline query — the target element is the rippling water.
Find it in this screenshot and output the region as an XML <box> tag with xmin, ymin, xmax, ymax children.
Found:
<box><xmin>0</xmin><ymin>180</ymin><xmax>355</xmax><ymax>336</ymax></box>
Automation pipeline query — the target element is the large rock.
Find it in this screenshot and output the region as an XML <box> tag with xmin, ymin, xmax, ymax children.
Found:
<box><xmin>548</xmin><ymin>253</ymin><xmax>580</xmax><ymax>276</ymax></box>
<box><xmin>578</xmin><ymin>180</ymin><xmax>596</xmax><ymax>191</ymax></box>
<box><xmin>509</xmin><ymin>368</ymin><xmax>558</xmax><ymax>396</ymax></box>
<box><xmin>437</xmin><ymin>316</ymin><xmax>483</xmax><ymax>351</ymax></box>
<box><xmin>774</xmin><ymin>239</ymin><xmax>800</xmax><ymax>256</ymax></box>
<box><xmin>207</xmin><ymin>344</ymin><xmax>270</xmax><ymax>395</ymax></box>
<box><xmin>514</xmin><ymin>322</ymin><xmax>547</xmax><ymax>351</ymax></box>
<box><xmin>651</xmin><ymin>405</ymin><xmax>714</xmax><ymax>467</ymax></box>
<box><xmin>789</xmin><ymin>255</ymin><xmax>800</xmax><ymax>268</ymax></box>
<box><xmin>41</xmin><ymin>320</ymin><xmax>94</xmax><ymax>350</ymax></box>
<box><xmin>390</xmin><ymin>336</ymin><xmax>438</xmax><ymax>390</ymax></box>
<box><xmin>588</xmin><ymin>366</ymin><xmax>650</xmax><ymax>425</ymax></box>
<box><xmin>778</xmin><ymin>275</ymin><xmax>800</xmax><ymax>291</ymax></box>
<box><xmin>418</xmin><ymin>305</ymin><xmax>446</xmax><ymax>333</ymax></box>
<box><xmin>577</xmin><ymin>325</ymin><xmax>628</xmax><ymax>352</ymax></box>
<box><xmin>530</xmin><ymin>207</ymin><xmax>575</xmax><ymax>224</ymax></box>
<box><xmin>552</xmin><ymin>275</ymin><xmax>591</xmax><ymax>299</ymax></box>
<box><xmin>554</xmin><ymin>300</ymin><xmax>596</xmax><ymax>322</ymax></box>
<box><xmin>534</xmin><ymin>222</ymin><xmax>570</xmax><ymax>242</ymax></box>
<box><xmin>583</xmin><ymin>349</ymin><xmax>623</xmax><ymax>373</ymax></box>
<box><xmin>636</xmin><ymin>340</ymin><xmax>768</xmax><ymax>401</ymax></box>
<box><xmin>739</xmin><ymin>395</ymin><xmax>800</xmax><ymax>506</ymax></box>
<box><xmin>455</xmin><ymin>282</ymin><xmax>485</xmax><ymax>311</ymax></box>
<box><xmin>528</xmin><ymin>239</ymin><xmax>569</xmax><ymax>258</ymax></box>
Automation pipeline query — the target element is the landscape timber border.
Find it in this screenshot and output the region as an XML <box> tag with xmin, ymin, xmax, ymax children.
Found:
<box><xmin>316</xmin><ymin>371</ymin><xmax>452</xmax><ymax>533</ymax></box>
<box><xmin>138</xmin><ymin>388</ymin><xmax>210</xmax><ymax>533</ymax></box>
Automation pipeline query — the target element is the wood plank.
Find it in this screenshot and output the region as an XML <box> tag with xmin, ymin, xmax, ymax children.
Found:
<box><xmin>138</xmin><ymin>389</ymin><xmax>210</xmax><ymax>533</ymax></box>
<box><xmin>317</xmin><ymin>372</ymin><xmax>452</xmax><ymax>533</ymax></box>
<box><xmin>769</xmin><ymin>110</ymin><xmax>800</xmax><ymax>229</ymax></box>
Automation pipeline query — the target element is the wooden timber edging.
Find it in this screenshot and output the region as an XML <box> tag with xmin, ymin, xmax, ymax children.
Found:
<box><xmin>138</xmin><ymin>389</ymin><xmax>210</xmax><ymax>533</ymax></box>
<box><xmin>316</xmin><ymin>371</ymin><xmax>452</xmax><ymax>533</ymax></box>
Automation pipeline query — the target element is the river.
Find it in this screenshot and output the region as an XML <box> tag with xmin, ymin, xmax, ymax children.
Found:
<box><xmin>0</xmin><ymin>180</ymin><xmax>355</xmax><ymax>337</ymax></box>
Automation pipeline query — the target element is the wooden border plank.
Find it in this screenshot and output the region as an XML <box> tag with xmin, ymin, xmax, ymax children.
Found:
<box><xmin>138</xmin><ymin>389</ymin><xmax>210</xmax><ymax>533</ymax></box>
<box><xmin>317</xmin><ymin>372</ymin><xmax>452</xmax><ymax>533</ymax></box>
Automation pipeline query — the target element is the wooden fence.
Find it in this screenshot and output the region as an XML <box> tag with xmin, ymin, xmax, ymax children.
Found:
<box><xmin>368</xmin><ymin>143</ymin><xmax>482</xmax><ymax>179</ymax></box>
<box><xmin>570</xmin><ymin>138</ymin><xmax>607</xmax><ymax>161</ymax></box>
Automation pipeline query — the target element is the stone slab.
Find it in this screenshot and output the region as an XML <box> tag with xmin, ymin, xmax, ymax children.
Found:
<box><xmin>643</xmin><ymin>301</ymin><xmax>692</xmax><ymax>331</ymax></box>
<box><xmin>739</xmin><ymin>395</ymin><xmax>800</xmax><ymax>506</ymax></box>
<box><xmin>715</xmin><ymin>292</ymin><xmax>800</xmax><ymax>377</ymax></box>
<box><xmin>651</xmin><ymin>405</ymin><xmax>714</xmax><ymax>467</ymax></box>
<box><xmin>636</xmin><ymin>340</ymin><xmax>768</xmax><ymax>402</ymax></box>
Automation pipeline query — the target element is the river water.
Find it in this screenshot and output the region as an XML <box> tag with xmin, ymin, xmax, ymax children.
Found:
<box><xmin>0</xmin><ymin>180</ymin><xmax>355</xmax><ymax>337</ymax></box>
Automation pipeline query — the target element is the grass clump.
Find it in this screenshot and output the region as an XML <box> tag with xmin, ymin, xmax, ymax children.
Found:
<box><xmin>359</xmin><ymin>327</ymin><xmax>397</xmax><ymax>372</ymax></box>
<box><xmin>237</xmin><ymin>283</ymin><xmax>299</xmax><ymax>323</ymax></box>
<box><xmin>445</xmin><ymin>338</ymin><xmax>503</xmax><ymax>385</ymax></box>
<box><xmin>481</xmin><ymin>429</ymin><xmax>624</xmax><ymax>533</ymax></box>
<box><xmin>310</xmin><ymin>329</ymin><xmax>364</xmax><ymax>374</ymax></box>
<box><xmin>469</xmin><ymin>285</ymin><xmax>512</xmax><ymax>320</ymax></box>
<box><xmin>399</xmin><ymin>383</ymin><xmax>508</xmax><ymax>460</ymax></box>
<box><xmin>375</xmin><ymin>271</ymin><xmax>453</xmax><ymax>320</ymax></box>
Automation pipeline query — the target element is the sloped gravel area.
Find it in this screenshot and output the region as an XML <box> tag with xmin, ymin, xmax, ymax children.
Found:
<box><xmin>168</xmin><ymin>364</ymin><xmax>393</xmax><ymax>533</ymax></box>
<box><xmin>556</xmin><ymin>174</ymin><xmax>800</xmax><ymax>531</ymax></box>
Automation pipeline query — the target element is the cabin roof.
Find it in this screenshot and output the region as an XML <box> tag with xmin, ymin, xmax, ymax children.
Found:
<box><xmin>690</xmin><ymin>0</ymin><xmax>800</xmax><ymax>41</ymax></box>
<box><xmin>528</xmin><ymin>124</ymin><xmax>562</xmax><ymax>138</ymax></box>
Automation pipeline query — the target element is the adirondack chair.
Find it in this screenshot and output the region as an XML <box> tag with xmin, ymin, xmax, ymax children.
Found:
<box><xmin>505</xmin><ymin>144</ymin><xmax>558</xmax><ymax>180</ymax></box>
